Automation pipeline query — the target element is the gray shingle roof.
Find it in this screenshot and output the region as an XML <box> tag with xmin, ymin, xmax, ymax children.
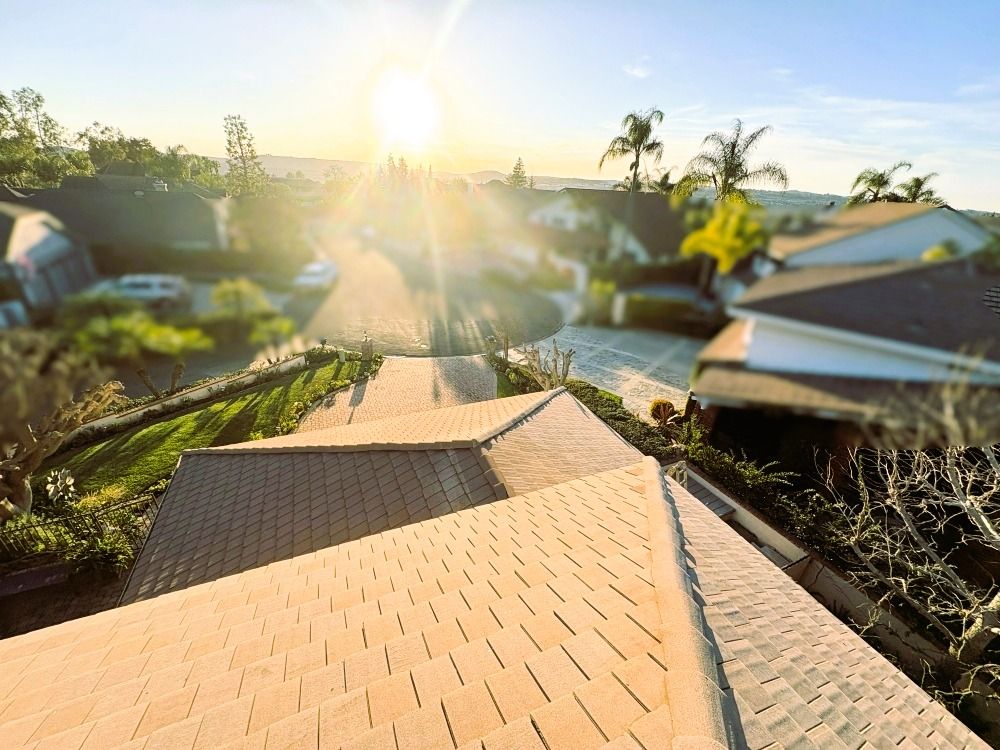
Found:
<box><xmin>732</xmin><ymin>260</ymin><xmax>1000</xmax><ymax>363</ymax></box>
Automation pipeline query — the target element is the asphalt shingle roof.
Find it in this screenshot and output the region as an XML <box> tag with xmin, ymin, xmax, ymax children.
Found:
<box><xmin>675</xmin><ymin>486</ymin><xmax>983</xmax><ymax>749</ymax></box>
<box><xmin>0</xmin><ymin>460</ymin><xmax>731</xmax><ymax>750</ymax></box>
<box><xmin>0</xmin><ymin>390</ymin><xmax>987</xmax><ymax>748</ymax></box>
<box><xmin>768</xmin><ymin>203</ymin><xmax>937</xmax><ymax>260</ymax></box>
<box><xmin>732</xmin><ymin>259</ymin><xmax>1000</xmax><ymax>364</ymax></box>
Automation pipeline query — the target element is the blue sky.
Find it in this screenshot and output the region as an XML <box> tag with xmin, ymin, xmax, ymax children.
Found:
<box><xmin>5</xmin><ymin>0</ymin><xmax>1000</xmax><ymax>209</ymax></box>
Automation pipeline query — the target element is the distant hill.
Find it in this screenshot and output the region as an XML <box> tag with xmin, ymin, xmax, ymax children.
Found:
<box><xmin>209</xmin><ymin>153</ymin><xmax>994</xmax><ymax>218</ymax></box>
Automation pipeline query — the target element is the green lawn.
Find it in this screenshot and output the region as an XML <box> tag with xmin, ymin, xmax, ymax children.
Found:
<box><xmin>43</xmin><ymin>359</ymin><xmax>362</xmax><ymax>496</ymax></box>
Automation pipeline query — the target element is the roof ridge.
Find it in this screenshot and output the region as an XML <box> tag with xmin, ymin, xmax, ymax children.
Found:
<box><xmin>639</xmin><ymin>456</ymin><xmax>730</xmax><ymax>747</ymax></box>
<box><xmin>184</xmin><ymin>389</ymin><xmax>564</xmax><ymax>457</ymax></box>
<box><xmin>469</xmin><ymin>387</ymin><xmax>564</xmax><ymax>443</ymax></box>
<box><xmin>183</xmin><ymin>438</ymin><xmax>480</xmax><ymax>455</ymax></box>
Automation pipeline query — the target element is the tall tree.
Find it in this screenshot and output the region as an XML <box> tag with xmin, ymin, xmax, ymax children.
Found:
<box><xmin>224</xmin><ymin>114</ymin><xmax>269</xmax><ymax>196</ymax></box>
<box><xmin>0</xmin><ymin>87</ymin><xmax>92</xmax><ymax>188</ymax></box>
<box><xmin>505</xmin><ymin>157</ymin><xmax>528</xmax><ymax>189</ymax></box>
<box><xmin>76</xmin><ymin>122</ymin><xmax>159</xmax><ymax>171</ymax></box>
<box><xmin>895</xmin><ymin>172</ymin><xmax>945</xmax><ymax>206</ymax></box>
<box><xmin>674</xmin><ymin>119</ymin><xmax>788</xmax><ymax>204</ymax></box>
<box><xmin>599</xmin><ymin>108</ymin><xmax>665</xmax><ymax>194</ymax></box>
<box><xmin>847</xmin><ymin>160</ymin><xmax>912</xmax><ymax>205</ymax></box>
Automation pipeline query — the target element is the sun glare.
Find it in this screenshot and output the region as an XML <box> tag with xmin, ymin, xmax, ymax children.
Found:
<box><xmin>372</xmin><ymin>68</ymin><xmax>439</xmax><ymax>153</ymax></box>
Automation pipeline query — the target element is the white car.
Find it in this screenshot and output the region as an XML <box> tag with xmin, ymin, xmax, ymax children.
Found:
<box><xmin>293</xmin><ymin>260</ymin><xmax>339</xmax><ymax>292</ymax></box>
<box><xmin>99</xmin><ymin>274</ymin><xmax>193</xmax><ymax>311</ymax></box>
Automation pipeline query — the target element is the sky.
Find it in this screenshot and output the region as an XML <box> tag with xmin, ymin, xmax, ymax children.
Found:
<box><xmin>5</xmin><ymin>0</ymin><xmax>1000</xmax><ymax>210</ymax></box>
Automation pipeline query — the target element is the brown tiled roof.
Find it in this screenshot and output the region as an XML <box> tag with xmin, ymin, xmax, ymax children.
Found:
<box><xmin>0</xmin><ymin>460</ymin><xmax>732</xmax><ymax>750</ymax></box>
<box><xmin>769</xmin><ymin>203</ymin><xmax>937</xmax><ymax>259</ymax></box>
<box><xmin>733</xmin><ymin>260</ymin><xmax>1000</xmax><ymax>363</ymax></box>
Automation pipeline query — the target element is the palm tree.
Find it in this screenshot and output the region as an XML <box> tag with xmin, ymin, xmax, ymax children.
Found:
<box><xmin>894</xmin><ymin>172</ymin><xmax>945</xmax><ymax>206</ymax></box>
<box><xmin>599</xmin><ymin>108</ymin><xmax>665</xmax><ymax>194</ymax></box>
<box><xmin>647</xmin><ymin>167</ymin><xmax>676</xmax><ymax>197</ymax></box>
<box><xmin>847</xmin><ymin>161</ymin><xmax>911</xmax><ymax>205</ymax></box>
<box><xmin>674</xmin><ymin>119</ymin><xmax>788</xmax><ymax>204</ymax></box>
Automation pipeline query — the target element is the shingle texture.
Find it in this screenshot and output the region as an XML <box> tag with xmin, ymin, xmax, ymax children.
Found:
<box><xmin>482</xmin><ymin>391</ymin><xmax>642</xmax><ymax>494</ymax></box>
<box><xmin>732</xmin><ymin>260</ymin><xmax>1000</xmax><ymax>363</ymax></box>
<box><xmin>122</xmin><ymin>448</ymin><xmax>503</xmax><ymax>604</ymax></box>
<box><xmin>768</xmin><ymin>202</ymin><xmax>935</xmax><ymax>259</ymax></box>
<box><xmin>674</xmin><ymin>484</ymin><xmax>988</xmax><ymax>750</ymax></box>
<box><xmin>0</xmin><ymin>463</ymin><xmax>729</xmax><ymax>750</ymax></box>
<box><xmin>0</xmin><ymin>390</ymin><xmax>987</xmax><ymax>749</ymax></box>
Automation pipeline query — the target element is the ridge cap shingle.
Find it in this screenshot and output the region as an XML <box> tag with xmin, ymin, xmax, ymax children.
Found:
<box><xmin>640</xmin><ymin>456</ymin><xmax>730</xmax><ymax>747</ymax></box>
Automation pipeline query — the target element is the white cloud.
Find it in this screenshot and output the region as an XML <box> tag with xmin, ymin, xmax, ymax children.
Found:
<box><xmin>955</xmin><ymin>75</ymin><xmax>1000</xmax><ymax>97</ymax></box>
<box><xmin>622</xmin><ymin>55</ymin><xmax>651</xmax><ymax>79</ymax></box>
<box><xmin>622</xmin><ymin>63</ymin><xmax>651</xmax><ymax>79</ymax></box>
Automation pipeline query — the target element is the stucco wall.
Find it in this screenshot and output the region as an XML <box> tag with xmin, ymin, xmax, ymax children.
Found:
<box><xmin>745</xmin><ymin>319</ymin><xmax>1000</xmax><ymax>382</ymax></box>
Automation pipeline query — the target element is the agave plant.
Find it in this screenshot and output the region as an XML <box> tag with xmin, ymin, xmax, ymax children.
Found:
<box><xmin>45</xmin><ymin>469</ymin><xmax>77</xmax><ymax>507</ymax></box>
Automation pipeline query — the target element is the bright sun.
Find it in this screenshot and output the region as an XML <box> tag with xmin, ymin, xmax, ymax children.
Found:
<box><xmin>372</xmin><ymin>68</ymin><xmax>439</xmax><ymax>153</ymax></box>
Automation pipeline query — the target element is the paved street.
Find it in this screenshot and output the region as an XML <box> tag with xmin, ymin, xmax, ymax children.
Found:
<box><xmin>298</xmin><ymin>355</ymin><xmax>497</xmax><ymax>430</ymax></box>
<box><xmin>285</xmin><ymin>231</ymin><xmax>563</xmax><ymax>356</ymax></box>
<box><xmin>547</xmin><ymin>325</ymin><xmax>704</xmax><ymax>416</ymax></box>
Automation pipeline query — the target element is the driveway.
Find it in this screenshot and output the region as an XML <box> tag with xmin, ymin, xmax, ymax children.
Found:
<box><xmin>298</xmin><ymin>355</ymin><xmax>497</xmax><ymax>430</ymax></box>
<box><xmin>546</xmin><ymin>325</ymin><xmax>704</xmax><ymax>416</ymax></box>
<box><xmin>284</xmin><ymin>231</ymin><xmax>563</xmax><ymax>356</ymax></box>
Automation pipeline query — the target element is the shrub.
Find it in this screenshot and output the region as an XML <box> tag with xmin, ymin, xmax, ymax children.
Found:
<box><xmin>624</xmin><ymin>294</ymin><xmax>727</xmax><ymax>338</ymax></box>
<box><xmin>649</xmin><ymin>399</ymin><xmax>677</xmax><ymax>424</ymax></box>
<box><xmin>64</xmin><ymin>528</ymin><xmax>135</xmax><ymax>576</ymax></box>
<box><xmin>590</xmin><ymin>257</ymin><xmax>704</xmax><ymax>288</ymax></box>
<box><xmin>74</xmin><ymin>484</ymin><xmax>128</xmax><ymax>512</ymax></box>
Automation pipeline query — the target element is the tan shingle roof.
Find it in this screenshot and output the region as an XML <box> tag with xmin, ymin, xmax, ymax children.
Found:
<box><xmin>0</xmin><ymin>460</ymin><xmax>731</xmax><ymax>750</ymax></box>
<box><xmin>769</xmin><ymin>203</ymin><xmax>936</xmax><ymax>260</ymax></box>
<box><xmin>675</xmin><ymin>486</ymin><xmax>986</xmax><ymax>749</ymax></box>
<box><xmin>482</xmin><ymin>391</ymin><xmax>641</xmax><ymax>495</ymax></box>
<box><xmin>123</xmin><ymin>390</ymin><xmax>643</xmax><ymax>605</ymax></box>
<box><xmin>0</xmin><ymin>392</ymin><xmax>987</xmax><ymax>748</ymax></box>
<box><xmin>199</xmin><ymin>390</ymin><xmax>558</xmax><ymax>454</ymax></box>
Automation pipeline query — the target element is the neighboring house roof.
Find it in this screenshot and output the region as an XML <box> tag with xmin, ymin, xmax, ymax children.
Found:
<box><xmin>693</xmin><ymin>364</ymin><xmax>1000</xmax><ymax>421</ymax></box>
<box><xmin>769</xmin><ymin>202</ymin><xmax>938</xmax><ymax>260</ymax></box>
<box><xmin>0</xmin><ymin>185</ymin><xmax>26</xmax><ymax>202</ymax></box>
<box><xmin>17</xmin><ymin>188</ymin><xmax>226</xmax><ymax>251</ymax></box>
<box><xmin>732</xmin><ymin>260</ymin><xmax>1000</xmax><ymax>364</ymax></box>
<box><xmin>562</xmin><ymin>188</ymin><xmax>687</xmax><ymax>259</ymax></box>
<box><xmin>0</xmin><ymin>391</ymin><xmax>986</xmax><ymax>748</ymax></box>
<box><xmin>0</xmin><ymin>202</ymin><xmax>70</xmax><ymax>261</ymax></box>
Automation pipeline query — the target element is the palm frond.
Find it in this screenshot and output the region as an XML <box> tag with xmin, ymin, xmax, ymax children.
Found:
<box><xmin>742</xmin><ymin>161</ymin><xmax>789</xmax><ymax>190</ymax></box>
<box><xmin>739</xmin><ymin>124</ymin><xmax>774</xmax><ymax>156</ymax></box>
